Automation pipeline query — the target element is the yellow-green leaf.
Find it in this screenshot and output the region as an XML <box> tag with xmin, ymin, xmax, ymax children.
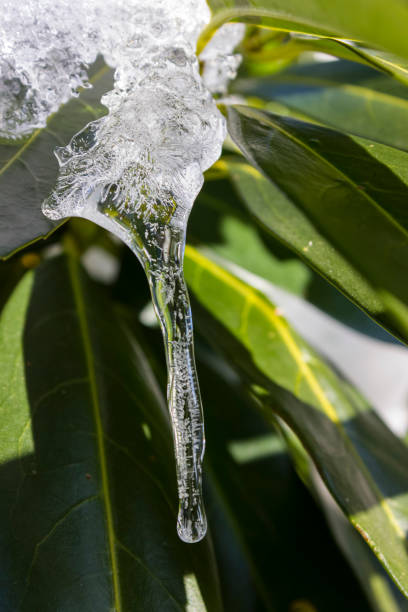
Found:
<box><xmin>201</xmin><ymin>0</ymin><xmax>408</xmax><ymax>63</ymax></box>
<box><xmin>185</xmin><ymin>245</ymin><xmax>408</xmax><ymax>598</ymax></box>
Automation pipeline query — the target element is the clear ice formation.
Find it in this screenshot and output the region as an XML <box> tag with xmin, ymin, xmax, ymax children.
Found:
<box><xmin>0</xmin><ymin>1</ymin><xmax>97</xmax><ymax>139</ymax></box>
<box><xmin>200</xmin><ymin>23</ymin><xmax>246</xmax><ymax>95</ymax></box>
<box><xmin>0</xmin><ymin>0</ymin><xmax>244</xmax><ymax>543</ymax></box>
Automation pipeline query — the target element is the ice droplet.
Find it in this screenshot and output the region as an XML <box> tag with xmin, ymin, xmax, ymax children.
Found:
<box><xmin>1</xmin><ymin>0</ymin><xmax>244</xmax><ymax>543</ymax></box>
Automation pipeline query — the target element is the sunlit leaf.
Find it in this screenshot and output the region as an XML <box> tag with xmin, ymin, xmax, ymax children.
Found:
<box><xmin>185</xmin><ymin>245</ymin><xmax>408</xmax><ymax>597</ymax></box>
<box><xmin>226</xmin><ymin>105</ymin><xmax>408</xmax><ymax>343</ymax></box>
<box><xmin>202</xmin><ymin>0</ymin><xmax>408</xmax><ymax>63</ymax></box>
<box><xmin>234</xmin><ymin>60</ymin><xmax>408</xmax><ymax>151</ymax></box>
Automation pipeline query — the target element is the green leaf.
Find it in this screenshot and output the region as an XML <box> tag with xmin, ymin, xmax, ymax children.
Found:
<box><xmin>226</xmin><ymin>105</ymin><xmax>408</xmax><ymax>343</ymax></box>
<box><xmin>184</xmin><ymin>245</ymin><xmax>408</xmax><ymax>598</ymax></box>
<box><xmin>278</xmin><ymin>422</ymin><xmax>408</xmax><ymax>612</ymax></box>
<box><xmin>291</xmin><ymin>39</ymin><xmax>408</xmax><ymax>87</ymax></box>
<box><xmin>240</xmin><ymin>32</ymin><xmax>408</xmax><ymax>86</ymax></box>
<box><xmin>189</xmin><ymin>179</ymin><xmax>311</xmax><ymax>296</ymax></box>
<box><xmin>197</xmin><ymin>348</ymin><xmax>373</xmax><ymax>611</ymax></box>
<box><xmin>0</xmin><ymin>256</ymin><xmax>222</xmax><ymax>611</ymax></box>
<box><xmin>318</xmin><ymin>484</ymin><xmax>408</xmax><ymax>612</ymax></box>
<box><xmin>0</xmin><ymin>61</ymin><xmax>113</xmax><ymax>260</ymax></box>
<box><xmin>193</xmin><ymin>177</ymin><xmax>388</xmax><ymax>340</ymax></box>
<box><xmin>223</xmin><ymin>158</ymin><xmax>386</xmax><ymax>331</ymax></box>
<box><xmin>201</xmin><ymin>0</ymin><xmax>408</xmax><ymax>63</ymax></box>
<box><xmin>234</xmin><ymin>60</ymin><xmax>408</xmax><ymax>151</ymax></box>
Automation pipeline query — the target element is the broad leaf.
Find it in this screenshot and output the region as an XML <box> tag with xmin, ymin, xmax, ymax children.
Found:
<box><xmin>191</xmin><ymin>179</ymin><xmax>389</xmax><ymax>340</ymax></box>
<box><xmin>201</xmin><ymin>0</ymin><xmax>408</xmax><ymax>63</ymax></box>
<box><xmin>184</xmin><ymin>245</ymin><xmax>408</xmax><ymax>598</ymax></box>
<box><xmin>0</xmin><ymin>256</ymin><xmax>222</xmax><ymax>611</ymax></box>
<box><xmin>315</xmin><ymin>477</ymin><xmax>408</xmax><ymax>612</ymax></box>
<box><xmin>0</xmin><ymin>61</ymin><xmax>113</xmax><ymax>259</ymax></box>
<box><xmin>290</xmin><ymin>39</ymin><xmax>408</xmax><ymax>87</ymax></box>
<box><xmin>234</xmin><ymin>60</ymin><xmax>408</xmax><ymax>151</ymax></box>
<box><xmin>241</xmin><ymin>31</ymin><xmax>408</xmax><ymax>87</ymax></box>
<box><xmin>226</xmin><ymin>105</ymin><xmax>408</xmax><ymax>343</ymax></box>
<box><xmin>190</xmin><ymin>179</ymin><xmax>311</xmax><ymax>296</ymax></box>
<box><xmin>278</xmin><ymin>421</ymin><xmax>408</xmax><ymax>612</ymax></box>
<box><xmin>196</xmin><ymin>348</ymin><xmax>373</xmax><ymax>611</ymax></box>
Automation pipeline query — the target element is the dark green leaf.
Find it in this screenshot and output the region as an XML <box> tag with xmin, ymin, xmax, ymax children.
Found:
<box><xmin>184</xmin><ymin>245</ymin><xmax>408</xmax><ymax>598</ymax></box>
<box><xmin>0</xmin><ymin>256</ymin><xmax>222</xmax><ymax>611</ymax></box>
<box><xmin>0</xmin><ymin>61</ymin><xmax>113</xmax><ymax>259</ymax></box>
<box><xmin>192</xmin><ymin>178</ymin><xmax>389</xmax><ymax>341</ymax></box>
<box><xmin>317</xmin><ymin>481</ymin><xmax>408</xmax><ymax>612</ymax></box>
<box><xmin>278</xmin><ymin>422</ymin><xmax>408</xmax><ymax>612</ymax></box>
<box><xmin>197</xmin><ymin>347</ymin><xmax>372</xmax><ymax>611</ymax></box>
<box><xmin>234</xmin><ymin>60</ymin><xmax>408</xmax><ymax>151</ymax></box>
<box><xmin>226</xmin><ymin>105</ymin><xmax>408</xmax><ymax>342</ymax></box>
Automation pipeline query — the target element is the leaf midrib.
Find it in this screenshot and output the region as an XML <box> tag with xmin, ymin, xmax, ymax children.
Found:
<box><xmin>0</xmin><ymin>64</ymin><xmax>110</xmax><ymax>179</ymax></box>
<box><xmin>67</xmin><ymin>256</ymin><xmax>122</xmax><ymax>612</ymax></box>
<box><xmin>197</xmin><ymin>7</ymin><xmax>341</xmax><ymax>54</ymax></box>
<box><xmin>234</xmin><ymin>106</ymin><xmax>408</xmax><ymax>241</ymax></box>
<box><xmin>333</xmin><ymin>41</ymin><xmax>408</xmax><ymax>79</ymax></box>
<box><xmin>0</xmin><ymin>130</ymin><xmax>41</xmax><ymax>178</ymax></box>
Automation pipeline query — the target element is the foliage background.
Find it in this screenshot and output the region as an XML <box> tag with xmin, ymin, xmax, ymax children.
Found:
<box><xmin>2</xmin><ymin>2</ymin><xmax>408</xmax><ymax>610</ymax></box>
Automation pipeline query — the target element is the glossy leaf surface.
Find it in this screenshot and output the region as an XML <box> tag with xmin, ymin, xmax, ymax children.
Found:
<box><xmin>202</xmin><ymin>0</ymin><xmax>408</xmax><ymax>62</ymax></box>
<box><xmin>226</xmin><ymin>105</ymin><xmax>408</xmax><ymax>342</ymax></box>
<box><xmin>279</xmin><ymin>422</ymin><xmax>408</xmax><ymax>612</ymax></box>
<box><xmin>197</xmin><ymin>348</ymin><xmax>373</xmax><ymax>611</ymax></box>
<box><xmin>0</xmin><ymin>256</ymin><xmax>222</xmax><ymax>611</ymax></box>
<box><xmin>184</xmin><ymin>245</ymin><xmax>408</xmax><ymax>598</ymax></box>
<box><xmin>290</xmin><ymin>39</ymin><xmax>408</xmax><ymax>87</ymax></box>
<box><xmin>235</xmin><ymin>60</ymin><xmax>408</xmax><ymax>151</ymax></box>
<box><xmin>0</xmin><ymin>62</ymin><xmax>112</xmax><ymax>259</ymax></box>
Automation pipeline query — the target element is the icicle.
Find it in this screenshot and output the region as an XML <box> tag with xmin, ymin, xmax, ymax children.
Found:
<box><xmin>138</xmin><ymin>220</ymin><xmax>207</xmax><ymax>543</ymax></box>
<box><xmin>63</xmin><ymin>196</ymin><xmax>207</xmax><ymax>543</ymax></box>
